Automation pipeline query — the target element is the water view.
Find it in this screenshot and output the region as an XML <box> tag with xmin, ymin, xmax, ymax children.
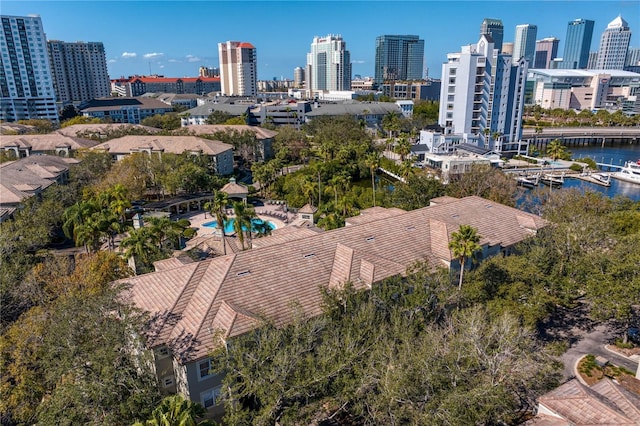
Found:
<box><xmin>562</xmin><ymin>143</ymin><xmax>640</xmax><ymax>201</ymax></box>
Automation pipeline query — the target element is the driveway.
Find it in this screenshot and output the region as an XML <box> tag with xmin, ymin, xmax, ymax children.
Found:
<box><xmin>560</xmin><ymin>323</ymin><xmax>638</xmax><ymax>380</ymax></box>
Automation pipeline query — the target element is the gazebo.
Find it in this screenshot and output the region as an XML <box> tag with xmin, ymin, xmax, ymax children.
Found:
<box><xmin>220</xmin><ymin>177</ymin><xmax>248</xmax><ymax>204</ymax></box>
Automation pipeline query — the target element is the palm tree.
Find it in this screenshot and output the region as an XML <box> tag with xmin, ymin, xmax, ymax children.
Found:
<box><xmin>62</xmin><ymin>200</ymin><xmax>98</xmax><ymax>244</ymax></box>
<box><xmin>448</xmin><ymin>224</ymin><xmax>482</xmax><ymax>290</ymax></box>
<box><xmin>204</xmin><ymin>191</ymin><xmax>229</xmax><ymax>255</ymax></box>
<box><xmin>120</xmin><ymin>227</ymin><xmax>160</xmax><ymax>273</ymax></box>
<box><xmin>147</xmin><ymin>216</ymin><xmax>186</xmax><ymax>250</ymax></box>
<box><xmin>134</xmin><ymin>394</ymin><xmax>215</xmax><ymax>426</ymax></box>
<box><xmin>545</xmin><ymin>139</ymin><xmax>570</xmax><ymax>160</ymax></box>
<box><xmin>232</xmin><ymin>201</ymin><xmax>257</xmax><ymax>250</ymax></box>
<box><xmin>364</xmin><ymin>152</ymin><xmax>380</xmax><ymax>207</ymax></box>
<box><xmin>399</xmin><ymin>159</ymin><xmax>415</xmax><ymax>181</ymax></box>
<box><xmin>394</xmin><ymin>134</ymin><xmax>412</xmax><ymax>162</ymax></box>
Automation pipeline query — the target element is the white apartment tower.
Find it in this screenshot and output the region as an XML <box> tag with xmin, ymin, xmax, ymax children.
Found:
<box><xmin>595</xmin><ymin>16</ymin><xmax>632</xmax><ymax>70</ymax></box>
<box><xmin>0</xmin><ymin>14</ymin><xmax>58</xmax><ymax>122</ymax></box>
<box><xmin>218</xmin><ymin>41</ymin><xmax>257</xmax><ymax>96</ymax></box>
<box><xmin>439</xmin><ymin>35</ymin><xmax>528</xmax><ymax>155</ymax></box>
<box><xmin>47</xmin><ymin>41</ymin><xmax>110</xmax><ymax>105</ymax></box>
<box><xmin>306</xmin><ymin>35</ymin><xmax>352</xmax><ymax>93</ymax></box>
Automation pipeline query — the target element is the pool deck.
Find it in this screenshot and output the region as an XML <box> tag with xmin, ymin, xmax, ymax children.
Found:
<box><xmin>178</xmin><ymin>205</ymin><xmax>291</xmax><ymax>238</ymax></box>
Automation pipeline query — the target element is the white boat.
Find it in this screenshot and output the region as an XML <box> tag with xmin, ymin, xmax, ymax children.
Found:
<box><xmin>540</xmin><ymin>173</ymin><xmax>564</xmax><ymax>188</ymax></box>
<box><xmin>591</xmin><ymin>173</ymin><xmax>611</xmax><ymax>187</ymax></box>
<box><xmin>611</xmin><ymin>160</ymin><xmax>640</xmax><ymax>185</ymax></box>
<box><xmin>516</xmin><ymin>174</ymin><xmax>539</xmax><ymax>189</ymax></box>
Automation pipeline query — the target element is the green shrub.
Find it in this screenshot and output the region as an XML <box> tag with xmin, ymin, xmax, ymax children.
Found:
<box><xmin>569</xmin><ymin>163</ymin><xmax>584</xmax><ymax>172</ymax></box>
<box><xmin>615</xmin><ymin>339</ymin><xmax>634</xmax><ymax>349</ymax></box>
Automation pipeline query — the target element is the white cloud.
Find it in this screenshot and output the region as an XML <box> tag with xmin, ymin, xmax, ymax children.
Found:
<box><xmin>159</xmin><ymin>65</ymin><xmax>165</xmax><ymax>69</ymax></box>
<box><xmin>121</xmin><ymin>52</ymin><xmax>137</xmax><ymax>58</ymax></box>
<box><xmin>108</xmin><ymin>59</ymin><xmax>117</xmax><ymax>64</ymax></box>
<box><xmin>143</xmin><ymin>52</ymin><xmax>164</xmax><ymax>59</ymax></box>
<box><xmin>168</xmin><ymin>59</ymin><xmax>180</xmax><ymax>63</ymax></box>
<box><xmin>353</xmin><ymin>60</ymin><xmax>366</xmax><ymax>64</ymax></box>
<box><xmin>186</xmin><ymin>54</ymin><xmax>201</xmax><ymax>63</ymax></box>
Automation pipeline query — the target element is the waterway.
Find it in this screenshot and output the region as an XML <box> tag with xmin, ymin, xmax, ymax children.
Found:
<box><xmin>563</xmin><ymin>143</ymin><xmax>640</xmax><ymax>201</ymax></box>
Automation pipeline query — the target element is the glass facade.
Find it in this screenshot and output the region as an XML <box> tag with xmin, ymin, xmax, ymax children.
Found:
<box><xmin>561</xmin><ymin>19</ymin><xmax>594</xmax><ymax>69</ymax></box>
<box><xmin>374</xmin><ymin>35</ymin><xmax>424</xmax><ymax>85</ymax></box>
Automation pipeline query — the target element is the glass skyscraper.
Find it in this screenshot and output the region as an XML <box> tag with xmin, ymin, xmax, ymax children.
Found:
<box><xmin>513</xmin><ymin>24</ymin><xmax>538</xmax><ymax>65</ymax></box>
<box><xmin>480</xmin><ymin>18</ymin><xmax>504</xmax><ymax>52</ymax></box>
<box><xmin>306</xmin><ymin>35</ymin><xmax>351</xmax><ymax>92</ymax></box>
<box><xmin>561</xmin><ymin>19</ymin><xmax>594</xmax><ymax>69</ymax></box>
<box><xmin>374</xmin><ymin>35</ymin><xmax>424</xmax><ymax>85</ymax></box>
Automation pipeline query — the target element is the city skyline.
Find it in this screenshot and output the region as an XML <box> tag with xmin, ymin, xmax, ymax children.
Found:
<box><xmin>2</xmin><ymin>1</ymin><xmax>640</xmax><ymax>81</ymax></box>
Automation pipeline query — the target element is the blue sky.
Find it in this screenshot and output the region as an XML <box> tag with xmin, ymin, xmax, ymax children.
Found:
<box><xmin>3</xmin><ymin>1</ymin><xmax>639</xmax><ymax>80</ymax></box>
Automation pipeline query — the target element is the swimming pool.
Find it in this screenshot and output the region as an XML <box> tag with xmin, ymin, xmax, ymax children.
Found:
<box><xmin>202</xmin><ymin>218</ymin><xmax>276</xmax><ymax>234</ymax></box>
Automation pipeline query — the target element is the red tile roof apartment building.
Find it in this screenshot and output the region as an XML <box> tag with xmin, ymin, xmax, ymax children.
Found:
<box><xmin>121</xmin><ymin>196</ymin><xmax>547</xmax><ymax>414</ymax></box>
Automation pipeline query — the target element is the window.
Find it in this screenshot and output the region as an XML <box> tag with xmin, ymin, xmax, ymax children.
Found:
<box><xmin>162</xmin><ymin>375</ymin><xmax>175</xmax><ymax>388</ymax></box>
<box><xmin>201</xmin><ymin>386</ymin><xmax>222</xmax><ymax>409</ymax></box>
<box><xmin>155</xmin><ymin>347</ymin><xmax>170</xmax><ymax>359</ymax></box>
<box><xmin>198</xmin><ymin>358</ymin><xmax>213</xmax><ymax>380</ymax></box>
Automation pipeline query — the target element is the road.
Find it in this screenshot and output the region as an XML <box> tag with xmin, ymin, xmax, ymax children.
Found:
<box><xmin>560</xmin><ymin>323</ymin><xmax>638</xmax><ymax>380</ymax></box>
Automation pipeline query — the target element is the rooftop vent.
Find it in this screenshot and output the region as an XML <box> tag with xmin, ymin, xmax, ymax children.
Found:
<box><xmin>365</xmin><ymin>236</ymin><xmax>375</xmax><ymax>242</ymax></box>
<box><xmin>236</xmin><ymin>270</ymin><xmax>251</xmax><ymax>277</ymax></box>
<box><xmin>451</xmin><ymin>213</ymin><xmax>459</xmax><ymax>218</ymax></box>
<box><xmin>405</xmin><ymin>226</ymin><xmax>416</xmax><ymax>231</ymax></box>
<box><xmin>485</xmin><ymin>204</ymin><xmax>493</xmax><ymax>208</ymax></box>
<box><xmin>303</xmin><ymin>253</ymin><xmax>315</xmax><ymax>259</ymax></box>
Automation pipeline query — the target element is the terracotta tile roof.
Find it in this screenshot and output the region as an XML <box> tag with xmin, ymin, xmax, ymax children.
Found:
<box><xmin>536</xmin><ymin>378</ymin><xmax>639</xmax><ymax>425</ymax></box>
<box><xmin>153</xmin><ymin>256</ymin><xmax>194</xmax><ymax>272</ymax></box>
<box><xmin>298</xmin><ymin>204</ymin><xmax>318</xmax><ymax>214</ymax></box>
<box><xmin>56</xmin><ymin>123</ymin><xmax>160</xmax><ymax>137</ymax></box>
<box><xmin>0</xmin><ymin>155</ymin><xmax>76</xmax><ymax>206</ymax></box>
<box><xmin>345</xmin><ymin>206</ymin><xmax>406</xmax><ymax>226</ymax></box>
<box><xmin>90</xmin><ymin>135</ymin><xmax>232</xmax><ymax>156</ymax></box>
<box><xmin>0</xmin><ymin>134</ymin><xmax>98</xmax><ymax>151</ymax></box>
<box><xmin>251</xmin><ymin>227</ymin><xmax>321</xmax><ymax>249</ymax></box>
<box><xmin>122</xmin><ymin>196</ymin><xmax>547</xmax><ymax>364</ymax></box>
<box><xmin>181</xmin><ymin>125</ymin><xmax>277</xmax><ymax>140</ymax></box>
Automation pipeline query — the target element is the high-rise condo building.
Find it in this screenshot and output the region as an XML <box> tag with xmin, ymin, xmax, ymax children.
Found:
<box><xmin>47</xmin><ymin>40</ymin><xmax>110</xmax><ymax>105</ymax></box>
<box><xmin>218</xmin><ymin>41</ymin><xmax>257</xmax><ymax>96</ymax></box>
<box><xmin>374</xmin><ymin>35</ymin><xmax>424</xmax><ymax>85</ymax></box>
<box><xmin>626</xmin><ymin>47</ymin><xmax>640</xmax><ymax>67</ymax></box>
<box><xmin>595</xmin><ymin>16</ymin><xmax>632</xmax><ymax>70</ymax></box>
<box><xmin>480</xmin><ymin>18</ymin><xmax>504</xmax><ymax>52</ymax></box>
<box><xmin>0</xmin><ymin>14</ymin><xmax>58</xmax><ymax>122</ymax></box>
<box><xmin>560</xmin><ymin>19</ymin><xmax>594</xmax><ymax>69</ymax></box>
<box><xmin>306</xmin><ymin>35</ymin><xmax>351</xmax><ymax>93</ymax></box>
<box><xmin>513</xmin><ymin>24</ymin><xmax>538</xmax><ymax>64</ymax></box>
<box><xmin>199</xmin><ymin>66</ymin><xmax>219</xmax><ymax>77</ymax></box>
<box><xmin>293</xmin><ymin>66</ymin><xmax>305</xmax><ymax>87</ymax></box>
<box><xmin>439</xmin><ymin>35</ymin><xmax>528</xmax><ymax>155</ymax></box>
<box><xmin>534</xmin><ymin>37</ymin><xmax>559</xmax><ymax>69</ymax></box>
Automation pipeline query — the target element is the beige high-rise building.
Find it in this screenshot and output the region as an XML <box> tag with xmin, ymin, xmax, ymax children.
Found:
<box><xmin>47</xmin><ymin>40</ymin><xmax>110</xmax><ymax>104</ymax></box>
<box><xmin>502</xmin><ymin>42</ymin><xmax>514</xmax><ymax>55</ymax></box>
<box><xmin>218</xmin><ymin>41</ymin><xmax>257</xmax><ymax>96</ymax></box>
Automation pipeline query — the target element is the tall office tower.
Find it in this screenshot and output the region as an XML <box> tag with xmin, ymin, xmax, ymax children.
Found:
<box><xmin>218</xmin><ymin>41</ymin><xmax>257</xmax><ymax>96</ymax></box>
<box><xmin>306</xmin><ymin>35</ymin><xmax>351</xmax><ymax>92</ymax></box>
<box><xmin>502</xmin><ymin>42</ymin><xmax>514</xmax><ymax>55</ymax></box>
<box><xmin>561</xmin><ymin>19</ymin><xmax>594</xmax><ymax>69</ymax></box>
<box><xmin>587</xmin><ymin>51</ymin><xmax>598</xmax><ymax>69</ymax></box>
<box><xmin>374</xmin><ymin>35</ymin><xmax>424</xmax><ymax>85</ymax></box>
<box><xmin>513</xmin><ymin>24</ymin><xmax>538</xmax><ymax>64</ymax></box>
<box><xmin>626</xmin><ymin>47</ymin><xmax>640</xmax><ymax>66</ymax></box>
<box><xmin>595</xmin><ymin>16</ymin><xmax>632</xmax><ymax>70</ymax></box>
<box><xmin>0</xmin><ymin>14</ymin><xmax>57</xmax><ymax>122</ymax></box>
<box><xmin>534</xmin><ymin>37</ymin><xmax>559</xmax><ymax>68</ymax></box>
<box><xmin>480</xmin><ymin>18</ymin><xmax>504</xmax><ymax>52</ymax></box>
<box><xmin>293</xmin><ymin>66</ymin><xmax>305</xmax><ymax>87</ymax></box>
<box><xmin>439</xmin><ymin>35</ymin><xmax>527</xmax><ymax>154</ymax></box>
<box><xmin>199</xmin><ymin>66</ymin><xmax>219</xmax><ymax>77</ymax></box>
<box><xmin>47</xmin><ymin>41</ymin><xmax>110</xmax><ymax>105</ymax></box>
